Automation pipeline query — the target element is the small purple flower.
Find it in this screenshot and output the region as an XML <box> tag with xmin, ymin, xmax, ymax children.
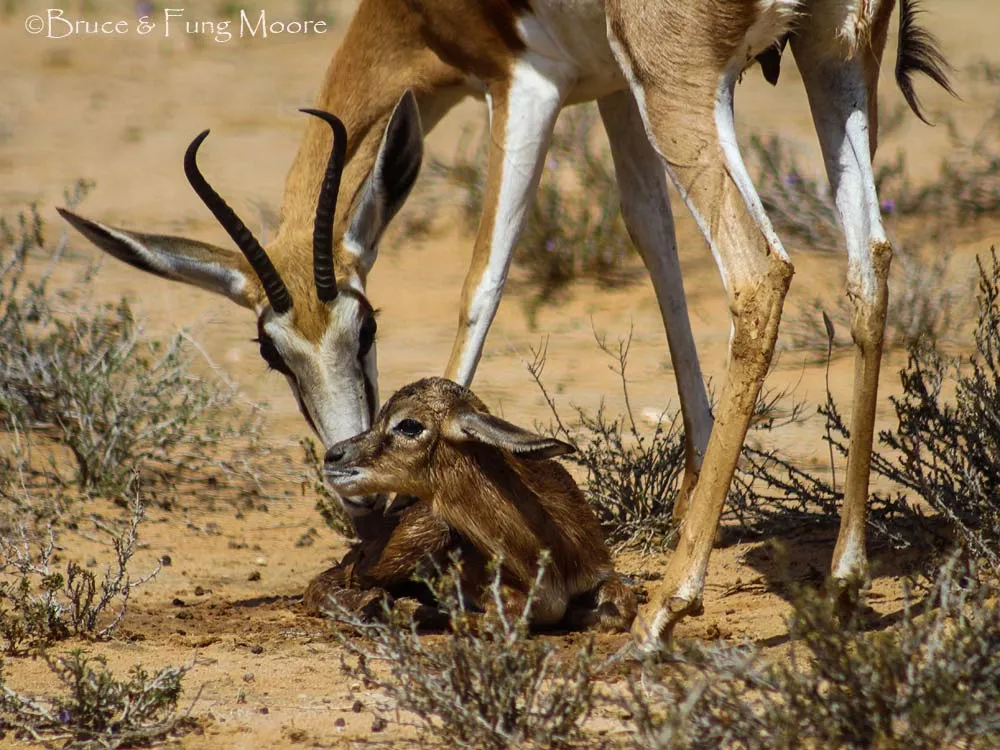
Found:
<box><xmin>58</xmin><ymin>708</ymin><xmax>71</xmax><ymax>724</ymax></box>
<box><xmin>880</xmin><ymin>198</ymin><xmax>896</xmax><ymax>214</ymax></box>
<box><xmin>545</xmin><ymin>239</ymin><xmax>556</xmax><ymax>252</ymax></box>
<box><xmin>782</xmin><ymin>173</ymin><xmax>800</xmax><ymax>187</ymax></box>
<box><xmin>546</xmin><ymin>157</ymin><xmax>557</xmax><ymax>171</ymax></box>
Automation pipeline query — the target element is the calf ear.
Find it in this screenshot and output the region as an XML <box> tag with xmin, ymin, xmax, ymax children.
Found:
<box><xmin>343</xmin><ymin>90</ymin><xmax>423</xmax><ymax>273</ymax></box>
<box><xmin>58</xmin><ymin>208</ymin><xmax>259</xmax><ymax>309</ymax></box>
<box><xmin>444</xmin><ymin>409</ymin><xmax>575</xmax><ymax>461</ymax></box>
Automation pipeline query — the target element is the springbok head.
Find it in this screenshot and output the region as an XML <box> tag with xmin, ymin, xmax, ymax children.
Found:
<box><xmin>59</xmin><ymin>94</ymin><xmax>424</xmax><ymax>515</ymax></box>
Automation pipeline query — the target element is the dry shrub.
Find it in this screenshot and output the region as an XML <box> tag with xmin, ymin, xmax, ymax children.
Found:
<box><xmin>527</xmin><ymin>333</ymin><xmax>908</xmax><ymax>552</ymax></box>
<box><xmin>328</xmin><ymin>560</ymin><xmax>598</xmax><ymax>749</ymax></box>
<box><xmin>0</xmin><ymin>482</ymin><xmax>158</xmax><ymax>654</ymax></box>
<box><xmin>0</xmin><ymin>650</ymin><xmax>194</xmax><ymax>749</ymax></box>
<box><xmin>627</xmin><ymin>558</ymin><xmax>1000</xmax><ymax>750</ymax></box>
<box><xmin>527</xmin><ymin>336</ymin><xmax>683</xmax><ymax>552</ymax></box>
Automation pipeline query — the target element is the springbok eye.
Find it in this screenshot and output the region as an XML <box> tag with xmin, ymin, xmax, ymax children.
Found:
<box><xmin>255</xmin><ymin>335</ymin><xmax>291</xmax><ymax>376</ymax></box>
<box><xmin>358</xmin><ymin>314</ymin><xmax>377</xmax><ymax>358</ymax></box>
<box><xmin>393</xmin><ymin>418</ymin><xmax>425</xmax><ymax>438</ymax></box>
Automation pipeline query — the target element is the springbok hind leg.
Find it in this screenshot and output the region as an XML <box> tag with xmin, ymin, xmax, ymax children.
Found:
<box><xmin>792</xmin><ymin>22</ymin><xmax>892</xmax><ymax>603</ymax></box>
<box><xmin>607</xmin><ymin>1</ymin><xmax>796</xmax><ymax>652</ymax></box>
<box><xmin>598</xmin><ymin>90</ymin><xmax>714</xmax><ymax>524</ymax></box>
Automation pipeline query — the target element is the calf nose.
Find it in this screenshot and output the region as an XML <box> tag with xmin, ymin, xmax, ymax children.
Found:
<box><xmin>325</xmin><ymin>444</ymin><xmax>347</xmax><ymax>464</ymax></box>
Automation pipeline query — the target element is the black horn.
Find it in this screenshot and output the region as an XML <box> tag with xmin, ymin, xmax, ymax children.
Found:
<box><xmin>184</xmin><ymin>130</ymin><xmax>292</xmax><ymax>314</ymax></box>
<box><xmin>300</xmin><ymin>108</ymin><xmax>348</xmax><ymax>304</ymax></box>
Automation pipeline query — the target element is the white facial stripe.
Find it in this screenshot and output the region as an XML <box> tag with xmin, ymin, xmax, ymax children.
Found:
<box><xmin>264</xmin><ymin>296</ymin><xmax>376</xmax><ymax>448</ymax></box>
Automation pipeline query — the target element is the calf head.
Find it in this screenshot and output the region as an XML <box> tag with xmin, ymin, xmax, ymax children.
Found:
<box><xmin>323</xmin><ymin>377</ymin><xmax>574</xmax><ymax>505</ymax></box>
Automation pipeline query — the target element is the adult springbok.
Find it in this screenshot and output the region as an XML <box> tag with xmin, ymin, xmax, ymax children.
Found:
<box><xmin>60</xmin><ymin>0</ymin><xmax>952</xmax><ymax>651</ymax></box>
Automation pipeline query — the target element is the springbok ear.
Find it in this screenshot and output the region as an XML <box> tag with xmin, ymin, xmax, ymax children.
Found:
<box><xmin>58</xmin><ymin>208</ymin><xmax>258</xmax><ymax>310</ymax></box>
<box><xmin>344</xmin><ymin>89</ymin><xmax>423</xmax><ymax>272</ymax></box>
<box><xmin>444</xmin><ymin>409</ymin><xmax>576</xmax><ymax>461</ymax></box>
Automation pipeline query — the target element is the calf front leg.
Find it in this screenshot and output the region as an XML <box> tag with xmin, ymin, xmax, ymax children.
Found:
<box><xmin>304</xmin><ymin>503</ymin><xmax>453</xmax><ymax>623</ymax></box>
<box><xmin>562</xmin><ymin>572</ymin><xmax>638</xmax><ymax>633</ymax></box>
<box><xmin>302</xmin><ymin>545</ymin><xmax>391</xmax><ymax>618</ymax></box>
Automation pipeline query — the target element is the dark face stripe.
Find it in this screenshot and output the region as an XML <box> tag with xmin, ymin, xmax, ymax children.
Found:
<box><xmin>287</xmin><ymin>374</ymin><xmax>320</xmax><ymax>436</ymax></box>
<box><xmin>337</xmin><ymin>286</ymin><xmax>375</xmax><ymax>314</ymax></box>
<box><xmin>343</xmin><ymin>286</ymin><xmax>378</xmax><ymax>426</ymax></box>
<box><xmin>362</xmin><ymin>367</ymin><xmax>377</xmax><ymax>426</ymax></box>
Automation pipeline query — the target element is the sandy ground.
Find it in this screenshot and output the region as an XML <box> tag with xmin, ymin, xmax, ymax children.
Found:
<box><xmin>1</xmin><ymin>0</ymin><xmax>999</xmax><ymax>747</ymax></box>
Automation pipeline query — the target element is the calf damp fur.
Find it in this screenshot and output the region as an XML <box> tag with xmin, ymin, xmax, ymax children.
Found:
<box><xmin>311</xmin><ymin>377</ymin><xmax>636</xmax><ymax>632</ymax></box>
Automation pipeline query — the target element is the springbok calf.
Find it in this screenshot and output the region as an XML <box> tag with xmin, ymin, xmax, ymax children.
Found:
<box><xmin>314</xmin><ymin>376</ymin><xmax>637</xmax><ymax>631</ymax></box>
<box><xmin>60</xmin><ymin>0</ymin><xmax>952</xmax><ymax>650</ymax></box>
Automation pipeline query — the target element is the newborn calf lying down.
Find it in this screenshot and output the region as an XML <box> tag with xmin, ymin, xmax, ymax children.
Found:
<box><xmin>305</xmin><ymin>377</ymin><xmax>637</xmax><ymax>632</ymax></box>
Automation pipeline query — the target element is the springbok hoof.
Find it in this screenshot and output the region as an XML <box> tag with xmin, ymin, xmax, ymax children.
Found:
<box><xmin>630</xmin><ymin>595</ymin><xmax>703</xmax><ymax>656</ymax></box>
<box><xmin>828</xmin><ymin>576</ymin><xmax>876</xmax><ymax>626</ymax></box>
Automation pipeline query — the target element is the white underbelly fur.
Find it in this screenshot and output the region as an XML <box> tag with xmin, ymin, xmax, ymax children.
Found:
<box><xmin>517</xmin><ymin>0</ymin><xmax>625</xmax><ymax>103</ymax></box>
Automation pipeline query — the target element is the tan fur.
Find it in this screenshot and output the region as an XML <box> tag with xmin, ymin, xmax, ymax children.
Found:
<box><xmin>313</xmin><ymin>377</ymin><xmax>637</xmax><ymax>631</ymax></box>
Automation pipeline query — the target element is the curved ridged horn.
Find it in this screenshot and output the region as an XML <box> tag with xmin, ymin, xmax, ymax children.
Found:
<box><xmin>184</xmin><ymin>130</ymin><xmax>292</xmax><ymax>314</ymax></box>
<box><xmin>300</xmin><ymin>108</ymin><xmax>347</xmax><ymax>304</ymax></box>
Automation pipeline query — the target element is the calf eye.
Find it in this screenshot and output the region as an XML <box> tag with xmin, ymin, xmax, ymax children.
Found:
<box><xmin>358</xmin><ymin>314</ymin><xmax>377</xmax><ymax>358</ymax></box>
<box><xmin>393</xmin><ymin>418</ymin><xmax>425</xmax><ymax>438</ymax></box>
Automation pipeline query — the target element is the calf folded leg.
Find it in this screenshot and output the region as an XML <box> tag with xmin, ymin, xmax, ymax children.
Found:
<box><xmin>562</xmin><ymin>572</ymin><xmax>638</xmax><ymax>633</ymax></box>
<box><xmin>303</xmin><ymin>503</ymin><xmax>452</xmax><ymax>621</ymax></box>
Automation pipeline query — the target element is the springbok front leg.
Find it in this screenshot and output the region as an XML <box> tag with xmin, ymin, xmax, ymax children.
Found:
<box><xmin>598</xmin><ymin>90</ymin><xmax>714</xmax><ymax>522</ymax></box>
<box><xmin>792</xmin><ymin>21</ymin><xmax>892</xmax><ymax>596</ymax></box>
<box><xmin>607</xmin><ymin>1</ymin><xmax>797</xmax><ymax>651</ymax></box>
<box><xmin>444</xmin><ymin>60</ymin><xmax>573</xmax><ymax>385</ymax></box>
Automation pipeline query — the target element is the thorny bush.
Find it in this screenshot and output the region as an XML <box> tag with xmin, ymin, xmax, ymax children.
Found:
<box><xmin>0</xmin><ymin>650</ymin><xmax>194</xmax><ymax>749</ymax></box>
<box><xmin>627</xmin><ymin>558</ymin><xmax>1000</xmax><ymax>750</ymax></box>
<box><xmin>328</xmin><ymin>559</ymin><xmax>597</xmax><ymax>750</ymax></box>
<box><xmin>0</xmin><ymin>486</ymin><xmax>158</xmax><ymax>654</ymax></box>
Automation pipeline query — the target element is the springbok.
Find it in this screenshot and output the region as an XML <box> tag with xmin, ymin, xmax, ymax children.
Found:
<box><xmin>315</xmin><ymin>376</ymin><xmax>638</xmax><ymax>631</ymax></box>
<box><xmin>60</xmin><ymin>0</ymin><xmax>952</xmax><ymax>650</ymax></box>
